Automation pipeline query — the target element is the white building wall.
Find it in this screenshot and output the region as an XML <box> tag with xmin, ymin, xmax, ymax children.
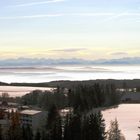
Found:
<box><xmin>20</xmin><ymin>111</ymin><xmax>47</xmax><ymax>134</ymax></box>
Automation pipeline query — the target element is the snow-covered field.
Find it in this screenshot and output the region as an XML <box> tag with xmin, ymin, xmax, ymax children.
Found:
<box><xmin>103</xmin><ymin>104</ymin><xmax>140</xmax><ymax>140</ymax></box>
<box><xmin>0</xmin><ymin>86</ymin><xmax>53</xmax><ymax>97</ymax></box>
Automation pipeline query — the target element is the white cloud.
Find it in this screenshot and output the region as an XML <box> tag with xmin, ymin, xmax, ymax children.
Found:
<box><xmin>0</xmin><ymin>13</ymin><xmax>116</xmax><ymax>20</ymax></box>
<box><xmin>1</xmin><ymin>12</ymin><xmax>140</xmax><ymax>20</ymax></box>
<box><xmin>69</xmin><ymin>13</ymin><xmax>115</xmax><ymax>16</ymax></box>
<box><xmin>9</xmin><ymin>0</ymin><xmax>65</xmax><ymax>7</ymax></box>
<box><xmin>103</xmin><ymin>12</ymin><xmax>140</xmax><ymax>22</ymax></box>
<box><xmin>0</xmin><ymin>14</ymin><xmax>63</xmax><ymax>20</ymax></box>
<box><xmin>50</xmin><ymin>48</ymin><xmax>87</xmax><ymax>52</ymax></box>
<box><xmin>110</xmin><ymin>52</ymin><xmax>128</xmax><ymax>56</ymax></box>
<box><xmin>104</xmin><ymin>12</ymin><xmax>128</xmax><ymax>21</ymax></box>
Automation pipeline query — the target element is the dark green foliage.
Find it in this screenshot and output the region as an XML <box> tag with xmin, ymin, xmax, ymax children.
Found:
<box><xmin>8</xmin><ymin>112</ymin><xmax>22</xmax><ymax>140</ymax></box>
<box><xmin>46</xmin><ymin>105</ymin><xmax>62</xmax><ymax>140</ymax></box>
<box><xmin>21</xmin><ymin>88</ymin><xmax>67</xmax><ymax>110</ymax></box>
<box><xmin>47</xmin><ymin>105</ymin><xmax>60</xmax><ymax>128</ymax></box>
<box><xmin>21</xmin><ymin>83</ymin><xmax>120</xmax><ymax>113</ymax></box>
<box><xmin>21</xmin><ymin>90</ymin><xmax>43</xmax><ymax>106</ymax></box>
<box><xmin>0</xmin><ymin>125</ymin><xmax>2</xmax><ymax>140</ymax></box>
<box><xmin>64</xmin><ymin>113</ymin><xmax>81</xmax><ymax>140</ymax></box>
<box><xmin>64</xmin><ymin>111</ymin><xmax>106</xmax><ymax>140</ymax></box>
<box><xmin>22</xmin><ymin>125</ymin><xmax>33</xmax><ymax>140</ymax></box>
<box><xmin>82</xmin><ymin>111</ymin><xmax>106</xmax><ymax>140</ymax></box>
<box><xmin>9</xmin><ymin>79</ymin><xmax>140</xmax><ymax>89</ymax></box>
<box><xmin>34</xmin><ymin>130</ymin><xmax>41</xmax><ymax>140</ymax></box>
<box><xmin>51</xmin><ymin>116</ymin><xmax>62</xmax><ymax>140</ymax></box>
<box><xmin>96</xmin><ymin>112</ymin><xmax>106</xmax><ymax>140</ymax></box>
<box><xmin>40</xmin><ymin>131</ymin><xmax>46</xmax><ymax>140</ymax></box>
<box><xmin>68</xmin><ymin>83</ymin><xmax>120</xmax><ymax>113</ymax></box>
<box><xmin>107</xmin><ymin>119</ymin><xmax>123</xmax><ymax>140</ymax></box>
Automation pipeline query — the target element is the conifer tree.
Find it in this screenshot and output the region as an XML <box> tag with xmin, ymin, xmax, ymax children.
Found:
<box><xmin>97</xmin><ymin>111</ymin><xmax>106</xmax><ymax>140</ymax></box>
<box><xmin>46</xmin><ymin>104</ymin><xmax>62</xmax><ymax>140</ymax></box>
<box><xmin>35</xmin><ymin>130</ymin><xmax>41</xmax><ymax>140</ymax></box>
<box><xmin>64</xmin><ymin>113</ymin><xmax>81</xmax><ymax>140</ymax></box>
<box><xmin>82</xmin><ymin>112</ymin><xmax>106</xmax><ymax>140</ymax></box>
<box><xmin>0</xmin><ymin>125</ymin><xmax>2</xmax><ymax>140</ymax></box>
<box><xmin>107</xmin><ymin>119</ymin><xmax>125</xmax><ymax>140</ymax></box>
<box><xmin>9</xmin><ymin>110</ymin><xmax>22</xmax><ymax>140</ymax></box>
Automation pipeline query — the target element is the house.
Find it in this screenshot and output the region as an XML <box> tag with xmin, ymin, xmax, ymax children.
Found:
<box><xmin>0</xmin><ymin>102</ymin><xmax>47</xmax><ymax>135</ymax></box>
<box><xmin>20</xmin><ymin>109</ymin><xmax>47</xmax><ymax>134</ymax></box>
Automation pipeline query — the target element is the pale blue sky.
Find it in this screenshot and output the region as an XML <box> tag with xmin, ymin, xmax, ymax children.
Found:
<box><xmin>0</xmin><ymin>0</ymin><xmax>140</xmax><ymax>59</ymax></box>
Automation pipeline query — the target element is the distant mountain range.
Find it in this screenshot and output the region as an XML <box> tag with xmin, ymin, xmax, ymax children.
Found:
<box><xmin>0</xmin><ymin>57</ymin><xmax>139</xmax><ymax>67</ymax></box>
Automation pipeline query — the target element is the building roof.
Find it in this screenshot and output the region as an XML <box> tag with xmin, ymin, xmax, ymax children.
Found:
<box><xmin>20</xmin><ymin>110</ymin><xmax>42</xmax><ymax>115</ymax></box>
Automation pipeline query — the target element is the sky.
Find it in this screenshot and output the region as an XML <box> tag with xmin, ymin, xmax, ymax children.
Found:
<box><xmin>0</xmin><ymin>0</ymin><xmax>140</xmax><ymax>60</ymax></box>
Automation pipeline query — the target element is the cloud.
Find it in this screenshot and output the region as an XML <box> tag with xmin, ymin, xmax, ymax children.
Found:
<box><xmin>50</xmin><ymin>48</ymin><xmax>87</xmax><ymax>53</ymax></box>
<box><xmin>9</xmin><ymin>0</ymin><xmax>65</xmax><ymax>7</ymax></box>
<box><xmin>104</xmin><ymin>12</ymin><xmax>128</xmax><ymax>22</ymax></box>
<box><xmin>101</xmin><ymin>57</ymin><xmax>140</xmax><ymax>65</ymax></box>
<box><xmin>0</xmin><ymin>57</ymin><xmax>140</xmax><ymax>67</ymax></box>
<box><xmin>0</xmin><ymin>14</ymin><xmax>63</xmax><ymax>20</ymax></box>
<box><xmin>1</xmin><ymin>12</ymin><xmax>140</xmax><ymax>20</ymax></box>
<box><xmin>0</xmin><ymin>13</ymin><xmax>116</xmax><ymax>20</ymax></box>
<box><xmin>123</xmin><ymin>13</ymin><xmax>140</xmax><ymax>16</ymax></box>
<box><xmin>103</xmin><ymin>12</ymin><xmax>140</xmax><ymax>22</ymax></box>
<box><xmin>110</xmin><ymin>52</ymin><xmax>128</xmax><ymax>56</ymax></box>
<box><xmin>70</xmin><ymin>13</ymin><xmax>115</xmax><ymax>17</ymax></box>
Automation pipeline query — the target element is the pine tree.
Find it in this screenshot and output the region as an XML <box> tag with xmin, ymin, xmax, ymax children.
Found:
<box><xmin>47</xmin><ymin>104</ymin><xmax>59</xmax><ymax>129</ymax></box>
<box><xmin>82</xmin><ymin>112</ymin><xmax>106</xmax><ymax>140</ymax></box>
<box><xmin>63</xmin><ymin>114</ymin><xmax>71</xmax><ymax>140</ymax></box>
<box><xmin>50</xmin><ymin>115</ymin><xmax>62</xmax><ymax>140</ymax></box>
<box><xmin>8</xmin><ymin>110</ymin><xmax>22</xmax><ymax>140</ymax></box>
<box><xmin>26</xmin><ymin>125</ymin><xmax>33</xmax><ymax>140</ymax></box>
<box><xmin>81</xmin><ymin>116</ymin><xmax>89</xmax><ymax>140</ymax></box>
<box><xmin>35</xmin><ymin>130</ymin><xmax>41</xmax><ymax>140</ymax></box>
<box><xmin>40</xmin><ymin>130</ymin><xmax>47</xmax><ymax>140</ymax></box>
<box><xmin>97</xmin><ymin>111</ymin><xmax>106</xmax><ymax>140</ymax></box>
<box><xmin>107</xmin><ymin>119</ymin><xmax>125</xmax><ymax>140</ymax></box>
<box><xmin>46</xmin><ymin>104</ymin><xmax>62</xmax><ymax>140</ymax></box>
<box><xmin>64</xmin><ymin>113</ymin><xmax>81</xmax><ymax>140</ymax></box>
<box><xmin>0</xmin><ymin>125</ymin><xmax>2</xmax><ymax>140</ymax></box>
<box><xmin>21</xmin><ymin>125</ymin><xmax>33</xmax><ymax>140</ymax></box>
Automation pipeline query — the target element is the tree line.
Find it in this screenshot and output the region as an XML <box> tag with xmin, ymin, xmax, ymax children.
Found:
<box><xmin>20</xmin><ymin>83</ymin><xmax>121</xmax><ymax>112</ymax></box>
